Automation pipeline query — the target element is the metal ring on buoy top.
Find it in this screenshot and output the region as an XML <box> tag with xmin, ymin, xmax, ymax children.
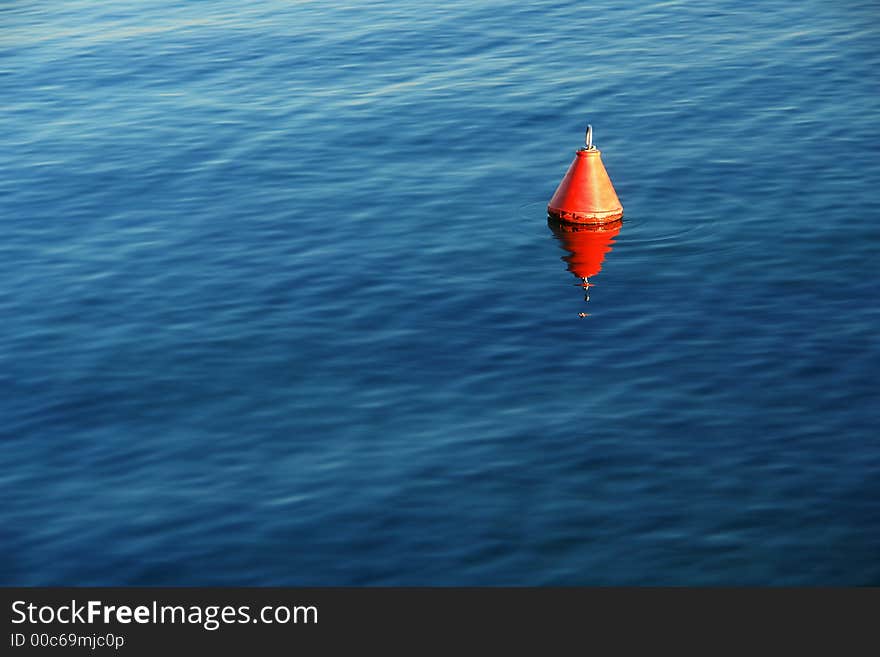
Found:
<box><xmin>582</xmin><ymin>124</ymin><xmax>595</xmax><ymax>151</ymax></box>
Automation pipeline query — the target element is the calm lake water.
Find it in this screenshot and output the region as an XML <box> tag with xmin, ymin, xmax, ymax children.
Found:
<box><xmin>2</xmin><ymin>0</ymin><xmax>879</xmax><ymax>585</ymax></box>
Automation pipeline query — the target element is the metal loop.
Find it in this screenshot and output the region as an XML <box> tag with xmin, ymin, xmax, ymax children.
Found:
<box><xmin>585</xmin><ymin>124</ymin><xmax>594</xmax><ymax>150</ymax></box>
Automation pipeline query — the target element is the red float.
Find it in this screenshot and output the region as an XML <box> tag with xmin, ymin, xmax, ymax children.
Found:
<box><xmin>547</xmin><ymin>125</ymin><xmax>623</xmax><ymax>224</ymax></box>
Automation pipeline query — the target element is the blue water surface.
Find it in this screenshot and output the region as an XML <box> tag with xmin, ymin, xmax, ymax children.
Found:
<box><xmin>2</xmin><ymin>0</ymin><xmax>879</xmax><ymax>585</ymax></box>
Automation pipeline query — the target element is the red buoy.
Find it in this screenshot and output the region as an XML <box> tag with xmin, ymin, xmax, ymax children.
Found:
<box><xmin>547</xmin><ymin>125</ymin><xmax>623</xmax><ymax>224</ymax></box>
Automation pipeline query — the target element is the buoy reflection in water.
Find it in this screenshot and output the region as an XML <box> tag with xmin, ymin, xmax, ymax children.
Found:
<box><xmin>547</xmin><ymin>217</ymin><xmax>622</xmax><ymax>316</ymax></box>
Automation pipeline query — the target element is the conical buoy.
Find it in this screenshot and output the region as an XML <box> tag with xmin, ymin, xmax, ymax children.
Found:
<box><xmin>548</xmin><ymin>125</ymin><xmax>623</xmax><ymax>224</ymax></box>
